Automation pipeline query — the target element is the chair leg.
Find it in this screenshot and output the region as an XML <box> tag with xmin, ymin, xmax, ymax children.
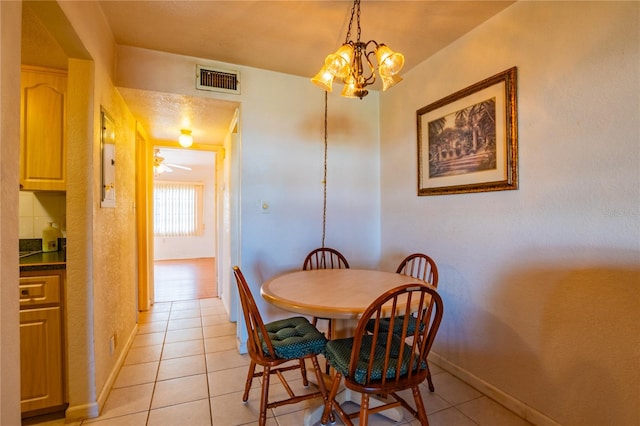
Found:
<box><xmin>259</xmin><ymin>365</ymin><xmax>271</xmax><ymax>426</ymax></box>
<box><xmin>324</xmin><ymin>319</ymin><xmax>334</xmax><ymax>375</ymax></box>
<box><xmin>300</xmin><ymin>359</ymin><xmax>309</xmax><ymax>386</ymax></box>
<box><xmin>311</xmin><ymin>356</ymin><xmax>334</xmax><ymax>424</ymax></box>
<box><xmin>321</xmin><ymin>372</ymin><xmax>343</xmax><ymax>425</ymax></box>
<box><xmin>411</xmin><ymin>385</ymin><xmax>429</xmax><ymax>425</ymax></box>
<box><xmin>426</xmin><ymin>363</ymin><xmax>435</xmax><ymax>392</ymax></box>
<box><xmin>359</xmin><ymin>393</ymin><xmax>370</xmax><ymax>426</ymax></box>
<box><xmin>243</xmin><ymin>361</ymin><xmax>256</xmax><ymax>402</ymax></box>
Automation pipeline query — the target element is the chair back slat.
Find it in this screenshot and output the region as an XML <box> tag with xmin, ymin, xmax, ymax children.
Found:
<box><xmin>349</xmin><ymin>283</ymin><xmax>443</xmax><ymax>389</ymax></box>
<box><xmin>233</xmin><ymin>266</ymin><xmax>277</xmax><ymax>360</ymax></box>
<box><xmin>396</xmin><ymin>253</ymin><xmax>438</xmax><ymax>287</ymax></box>
<box><xmin>303</xmin><ymin>247</ymin><xmax>350</xmax><ymax>270</ymax></box>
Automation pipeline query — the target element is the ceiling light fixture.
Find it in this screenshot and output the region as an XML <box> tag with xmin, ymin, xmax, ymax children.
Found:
<box><xmin>178</xmin><ymin>129</ymin><xmax>193</xmax><ymax>148</ymax></box>
<box><xmin>311</xmin><ymin>0</ymin><xmax>405</xmax><ymax>99</ymax></box>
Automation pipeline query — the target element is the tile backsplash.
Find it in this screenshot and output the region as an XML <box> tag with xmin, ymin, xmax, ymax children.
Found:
<box><xmin>19</xmin><ymin>191</ymin><xmax>66</xmax><ymax>239</ymax></box>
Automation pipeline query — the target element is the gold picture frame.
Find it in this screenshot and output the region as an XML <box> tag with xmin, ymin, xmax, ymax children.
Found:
<box><xmin>417</xmin><ymin>67</ymin><xmax>518</xmax><ymax>196</ymax></box>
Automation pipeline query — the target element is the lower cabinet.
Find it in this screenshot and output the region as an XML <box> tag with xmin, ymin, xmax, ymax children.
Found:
<box><xmin>19</xmin><ymin>270</ymin><xmax>65</xmax><ymax>416</ymax></box>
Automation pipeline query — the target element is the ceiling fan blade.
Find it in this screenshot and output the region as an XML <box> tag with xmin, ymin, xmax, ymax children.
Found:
<box><xmin>165</xmin><ymin>163</ymin><xmax>192</xmax><ymax>171</ymax></box>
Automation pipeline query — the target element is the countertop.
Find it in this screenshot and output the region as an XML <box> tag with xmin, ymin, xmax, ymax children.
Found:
<box><xmin>19</xmin><ymin>250</ymin><xmax>66</xmax><ymax>272</ymax></box>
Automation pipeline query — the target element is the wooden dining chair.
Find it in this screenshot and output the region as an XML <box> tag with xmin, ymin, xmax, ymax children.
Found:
<box><xmin>367</xmin><ymin>252</ymin><xmax>439</xmax><ymax>391</ymax></box>
<box><xmin>303</xmin><ymin>247</ymin><xmax>350</xmax><ymax>271</ymax></box>
<box><xmin>321</xmin><ymin>283</ymin><xmax>444</xmax><ymax>426</ymax></box>
<box><xmin>302</xmin><ymin>247</ymin><xmax>350</xmax><ymax>340</ymax></box>
<box><xmin>232</xmin><ymin>266</ymin><xmax>329</xmax><ymax>426</ymax></box>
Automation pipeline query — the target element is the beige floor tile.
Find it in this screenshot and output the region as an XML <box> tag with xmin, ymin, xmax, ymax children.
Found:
<box><xmin>131</xmin><ymin>331</ymin><xmax>165</xmax><ymax>348</ymax></box>
<box><xmin>205</xmin><ymin>349</ymin><xmax>250</xmax><ymax>372</ymax></box>
<box><xmin>408</xmin><ymin>406</ymin><xmax>478</xmax><ymax>426</ymax></box>
<box><xmin>209</xmin><ymin>391</ymin><xmax>276</xmax><ymax>425</ymax></box>
<box><xmin>204</xmin><ymin>335</ymin><xmax>236</xmax><ymax>353</ymax></box>
<box><xmin>137</xmin><ymin>321</ymin><xmax>167</xmax><ymax>335</ymax></box>
<box><xmin>170</xmin><ymin>300</ymin><xmax>201</xmax><ymax>311</ymax></box>
<box><xmin>201</xmin><ymin>313</ymin><xmax>230</xmax><ymax>326</ymax></box>
<box><xmin>208</xmin><ymin>365</ymin><xmax>258</xmax><ymax>397</ymax></box>
<box><xmin>138</xmin><ymin>311</ymin><xmax>170</xmax><ymax>324</ymax></box>
<box><xmin>199</xmin><ymin>298</ymin><xmax>222</xmax><ymax>308</ymax></box>
<box><xmin>114</xmin><ymin>361</ymin><xmax>159</xmax><ymax>388</ymax></box>
<box><xmin>124</xmin><ymin>345</ymin><xmax>162</xmax><ymax>365</ymax></box>
<box><xmin>169</xmin><ymin>308</ymin><xmax>201</xmax><ymax>320</ymax></box>
<box><xmin>147</xmin><ymin>398</ymin><xmax>211</xmax><ymax>426</ymax></box>
<box><xmin>391</xmin><ymin>379</ymin><xmax>455</xmax><ymax>414</ymax></box>
<box><xmin>164</xmin><ymin>327</ymin><xmax>203</xmax><ymax>343</ymax></box>
<box><xmin>81</xmin><ymin>411</ymin><xmax>148</xmax><ymax>425</ymax></box>
<box><xmin>457</xmin><ymin>396</ymin><xmax>533</xmax><ymax>426</ymax></box>
<box><xmin>150</xmin><ymin>302</ymin><xmax>172</xmax><ymax>313</ymax></box>
<box><xmin>326</xmin><ymin>401</ymin><xmax>405</xmax><ymax>425</ymax></box>
<box><xmin>157</xmin><ymin>354</ymin><xmax>206</xmax><ymax>381</ymax></box>
<box><xmin>94</xmin><ymin>383</ymin><xmax>154</xmax><ymax>420</ymax></box>
<box><xmin>430</xmin><ymin>371</ymin><xmax>483</xmax><ymax>406</ymax></box>
<box><xmin>161</xmin><ymin>339</ymin><xmax>204</xmax><ymax>359</ymax></box>
<box><xmin>167</xmin><ymin>317</ymin><xmax>202</xmax><ymax>330</ymax></box>
<box><xmin>269</xmin><ymin>378</ymin><xmax>325</xmax><ymax>418</ymax></box>
<box><xmin>151</xmin><ymin>374</ymin><xmax>209</xmax><ymax>409</ymax></box>
<box><xmin>202</xmin><ymin>322</ymin><xmax>236</xmax><ymax>338</ymax></box>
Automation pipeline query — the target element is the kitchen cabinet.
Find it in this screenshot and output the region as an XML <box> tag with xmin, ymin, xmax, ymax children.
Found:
<box><xmin>20</xmin><ymin>66</ymin><xmax>67</xmax><ymax>191</ymax></box>
<box><xmin>19</xmin><ymin>269</ymin><xmax>65</xmax><ymax>416</ymax></box>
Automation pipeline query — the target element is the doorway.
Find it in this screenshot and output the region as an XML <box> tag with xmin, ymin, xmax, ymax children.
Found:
<box><xmin>152</xmin><ymin>146</ymin><xmax>217</xmax><ymax>302</ymax></box>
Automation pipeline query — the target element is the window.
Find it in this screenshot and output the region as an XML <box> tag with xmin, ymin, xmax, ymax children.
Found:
<box><xmin>154</xmin><ymin>181</ymin><xmax>204</xmax><ymax>237</ymax></box>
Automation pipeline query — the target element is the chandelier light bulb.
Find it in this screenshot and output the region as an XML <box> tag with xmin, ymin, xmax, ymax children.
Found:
<box><xmin>311</xmin><ymin>65</ymin><xmax>335</xmax><ymax>92</ymax></box>
<box><xmin>178</xmin><ymin>129</ymin><xmax>193</xmax><ymax>148</ymax></box>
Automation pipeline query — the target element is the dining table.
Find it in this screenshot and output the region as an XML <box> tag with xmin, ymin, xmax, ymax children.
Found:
<box><xmin>261</xmin><ymin>268</ymin><xmax>433</xmax><ymax>425</ymax></box>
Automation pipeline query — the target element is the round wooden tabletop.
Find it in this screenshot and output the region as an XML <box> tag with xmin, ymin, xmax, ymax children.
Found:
<box><xmin>261</xmin><ymin>269</ymin><xmax>430</xmax><ymax>320</ymax></box>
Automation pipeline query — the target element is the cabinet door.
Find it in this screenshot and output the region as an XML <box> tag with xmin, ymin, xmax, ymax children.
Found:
<box><xmin>20</xmin><ymin>66</ymin><xmax>67</xmax><ymax>191</ymax></box>
<box><xmin>20</xmin><ymin>307</ymin><xmax>64</xmax><ymax>413</ymax></box>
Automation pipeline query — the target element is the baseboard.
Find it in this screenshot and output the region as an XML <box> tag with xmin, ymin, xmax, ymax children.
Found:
<box><xmin>64</xmin><ymin>402</ymin><xmax>99</xmax><ymax>422</ymax></box>
<box><xmin>429</xmin><ymin>352</ymin><xmax>562</xmax><ymax>426</ymax></box>
<box><xmin>237</xmin><ymin>336</ymin><xmax>247</xmax><ymax>354</ymax></box>
<box><xmin>67</xmin><ymin>325</ymin><xmax>138</xmax><ymax>422</ymax></box>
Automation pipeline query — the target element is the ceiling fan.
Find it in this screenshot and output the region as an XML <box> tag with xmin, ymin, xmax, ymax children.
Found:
<box><xmin>153</xmin><ymin>148</ymin><xmax>192</xmax><ymax>175</ymax></box>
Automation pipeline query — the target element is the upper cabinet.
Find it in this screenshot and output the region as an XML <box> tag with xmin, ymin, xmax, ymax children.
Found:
<box><xmin>20</xmin><ymin>66</ymin><xmax>67</xmax><ymax>191</ymax></box>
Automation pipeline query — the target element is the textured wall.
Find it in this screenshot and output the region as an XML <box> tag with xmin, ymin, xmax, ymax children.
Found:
<box><xmin>379</xmin><ymin>2</ymin><xmax>639</xmax><ymax>425</ymax></box>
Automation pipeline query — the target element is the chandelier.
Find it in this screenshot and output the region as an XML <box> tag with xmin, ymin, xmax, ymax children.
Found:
<box><xmin>311</xmin><ymin>0</ymin><xmax>405</xmax><ymax>99</ymax></box>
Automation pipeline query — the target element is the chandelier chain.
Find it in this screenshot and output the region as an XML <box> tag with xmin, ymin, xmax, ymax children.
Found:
<box><xmin>321</xmin><ymin>91</ymin><xmax>328</xmax><ymax>249</ymax></box>
<box><xmin>344</xmin><ymin>0</ymin><xmax>361</xmax><ymax>44</ymax></box>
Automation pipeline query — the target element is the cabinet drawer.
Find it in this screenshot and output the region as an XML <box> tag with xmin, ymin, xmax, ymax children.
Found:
<box><xmin>19</xmin><ymin>274</ymin><xmax>61</xmax><ymax>307</ymax></box>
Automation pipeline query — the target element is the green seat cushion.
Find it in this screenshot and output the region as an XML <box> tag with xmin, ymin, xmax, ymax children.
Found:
<box><xmin>365</xmin><ymin>314</ymin><xmax>424</xmax><ymax>336</ymax></box>
<box><xmin>262</xmin><ymin>316</ymin><xmax>327</xmax><ymax>359</ymax></box>
<box><xmin>325</xmin><ymin>335</ymin><xmax>425</xmax><ymax>385</ymax></box>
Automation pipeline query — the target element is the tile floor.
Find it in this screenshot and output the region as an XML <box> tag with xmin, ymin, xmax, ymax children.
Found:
<box><xmin>28</xmin><ymin>296</ymin><xmax>533</xmax><ymax>426</ymax></box>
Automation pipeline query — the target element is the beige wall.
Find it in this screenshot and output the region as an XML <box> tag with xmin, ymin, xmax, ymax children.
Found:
<box><xmin>0</xmin><ymin>2</ymin><xmax>23</xmax><ymax>424</ymax></box>
<box><xmin>379</xmin><ymin>2</ymin><xmax>639</xmax><ymax>425</ymax></box>
<box><xmin>57</xmin><ymin>2</ymin><xmax>139</xmax><ymax>419</ymax></box>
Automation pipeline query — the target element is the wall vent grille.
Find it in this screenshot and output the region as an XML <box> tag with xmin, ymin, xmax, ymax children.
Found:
<box><xmin>196</xmin><ymin>65</ymin><xmax>240</xmax><ymax>94</ymax></box>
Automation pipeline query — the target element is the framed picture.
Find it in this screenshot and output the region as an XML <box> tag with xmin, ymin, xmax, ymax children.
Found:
<box><xmin>417</xmin><ymin>67</ymin><xmax>518</xmax><ymax>196</ymax></box>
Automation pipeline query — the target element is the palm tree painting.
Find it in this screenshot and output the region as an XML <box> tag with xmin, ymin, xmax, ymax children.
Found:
<box><xmin>428</xmin><ymin>97</ymin><xmax>496</xmax><ymax>178</ymax></box>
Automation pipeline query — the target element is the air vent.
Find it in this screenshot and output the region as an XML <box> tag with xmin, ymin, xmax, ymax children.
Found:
<box><xmin>196</xmin><ymin>65</ymin><xmax>240</xmax><ymax>94</ymax></box>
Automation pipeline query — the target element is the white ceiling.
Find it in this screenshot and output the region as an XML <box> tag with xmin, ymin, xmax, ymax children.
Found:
<box><xmin>22</xmin><ymin>0</ymin><xmax>514</xmax><ymax>165</ymax></box>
